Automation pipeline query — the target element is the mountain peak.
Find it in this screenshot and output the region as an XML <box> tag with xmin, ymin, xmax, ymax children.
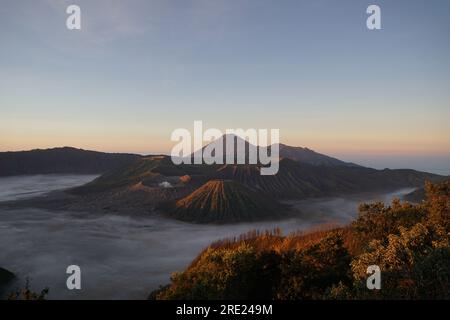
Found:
<box><xmin>194</xmin><ymin>137</ymin><xmax>360</xmax><ymax>167</ymax></box>
<box><xmin>163</xmin><ymin>179</ymin><xmax>285</xmax><ymax>223</ymax></box>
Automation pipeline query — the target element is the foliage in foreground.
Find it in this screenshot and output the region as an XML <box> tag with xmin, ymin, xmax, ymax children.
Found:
<box><xmin>154</xmin><ymin>181</ymin><xmax>450</xmax><ymax>300</ymax></box>
<box><xmin>7</xmin><ymin>278</ymin><xmax>49</xmax><ymax>300</ymax></box>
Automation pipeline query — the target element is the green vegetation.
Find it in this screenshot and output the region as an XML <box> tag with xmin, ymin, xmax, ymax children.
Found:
<box><xmin>154</xmin><ymin>181</ymin><xmax>450</xmax><ymax>300</ymax></box>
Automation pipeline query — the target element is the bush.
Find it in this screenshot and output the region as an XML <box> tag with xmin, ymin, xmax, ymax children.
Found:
<box><xmin>155</xmin><ymin>180</ymin><xmax>449</xmax><ymax>300</ymax></box>
<box><xmin>277</xmin><ymin>232</ymin><xmax>351</xmax><ymax>299</ymax></box>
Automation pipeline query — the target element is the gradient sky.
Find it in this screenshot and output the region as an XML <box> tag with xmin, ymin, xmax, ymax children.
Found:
<box><xmin>0</xmin><ymin>0</ymin><xmax>449</xmax><ymax>173</ymax></box>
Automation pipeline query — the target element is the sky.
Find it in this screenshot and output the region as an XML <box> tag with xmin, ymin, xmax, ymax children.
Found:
<box><xmin>0</xmin><ymin>0</ymin><xmax>449</xmax><ymax>173</ymax></box>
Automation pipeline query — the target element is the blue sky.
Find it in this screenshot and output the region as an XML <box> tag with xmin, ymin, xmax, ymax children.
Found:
<box><xmin>0</xmin><ymin>0</ymin><xmax>449</xmax><ymax>173</ymax></box>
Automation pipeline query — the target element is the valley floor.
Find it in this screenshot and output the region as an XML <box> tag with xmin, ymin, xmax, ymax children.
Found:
<box><xmin>0</xmin><ymin>175</ymin><xmax>415</xmax><ymax>299</ymax></box>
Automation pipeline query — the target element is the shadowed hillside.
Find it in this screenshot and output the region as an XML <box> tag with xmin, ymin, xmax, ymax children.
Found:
<box><xmin>277</xmin><ymin>143</ymin><xmax>360</xmax><ymax>167</ymax></box>
<box><xmin>71</xmin><ymin>155</ymin><xmax>217</xmax><ymax>194</ymax></box>
<box><xmin>0</xmin><ymin>267</ymin><xmax>14</xmax><ymax>296</ymax></box>
<box><xmin>213</xmin><ymin>158</ymin><xmax>442</xmax><ymax>198</ymax></box>
<box><xmin>163</xmin><ymin>180</ymin><xmax>286</xmax><ymax>223</ymax></box>
<box><xmin>0</xmin><ymin>147</ymin><xmax>139</xmax><ymax>176</ymax></box>
<box><xmin>403</xmin><ymin>187</ymin><xmax>426</xmax><ymax>203</ymax></box>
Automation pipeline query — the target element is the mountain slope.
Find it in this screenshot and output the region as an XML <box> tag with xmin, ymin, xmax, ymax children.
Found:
<box><xmin>403</xmin><ymin>187</ymin><xmax>426</xmax><ymax>203</ymax></box>
<box><xmin>163</xmin><ymin>180</ymin><xmax>286</xmax><ymax>223</ymax></box>
<box><xmin>190</xmin><ymin>134</ymin><xmax>358</xmax><ymax>167</ymax></box>
<box><xmin>0</xmin><ymin>267</ymin><xmax>14</xmax><ymax>292</ymax></box>
<box><xmin>71</xmin><ymin>155</ymin><xmax>217</xmax><ymax>194</ymax></box>
<box><xmin>0</xmin><ymin>147</ymin><xmax>140</xmax><ymax>176</ymax></box>
<box><xmin>277</xmin><ymin>143</ymin><xmax>359</xmax><ymax>167</ymax></box>
<box><xmin>190</xmin><ymin>134</ymin><xmax>259</xmax><ymax>164</ymax></box>
<box><xmin>74</xmin><ymin>154</ymin><xmax>443</xmax><ymax>199</ymax></box>
<box><xmin>212</xmin><ymin>158</ymin><xmax>442</xmax><ymax>198</ymax></box>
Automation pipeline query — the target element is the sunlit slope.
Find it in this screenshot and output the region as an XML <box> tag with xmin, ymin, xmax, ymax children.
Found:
<box><xmin>165</xmin><ymin>180</ymin><xmax>286</xmax><ymax>223</ymax></box>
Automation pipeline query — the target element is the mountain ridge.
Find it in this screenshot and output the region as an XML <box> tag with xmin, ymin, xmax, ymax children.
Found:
<box><xmin>189</xmin><ymin>134</ymin><xmax>359</xmax><ymax>167</ymax></box>
<box><xmin>3</xmin><ymin>147</ymin><xmax>445</xmax><ymax>224</ymax></box>
<box><xmin>0</xmin><ymin>147</ymin><xmax>140</xmax><ymax>177</ymax></box>
<box><xmin>0</xmin><ymin>140</ymin><xmax>364</xmax><ymax>177</ymax></box>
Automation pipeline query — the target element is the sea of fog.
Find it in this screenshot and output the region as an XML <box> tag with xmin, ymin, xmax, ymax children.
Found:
<box><xmin>0</xmin><ymin>175</ymin><xmax>414</xmax><ymax>299</ymax></box>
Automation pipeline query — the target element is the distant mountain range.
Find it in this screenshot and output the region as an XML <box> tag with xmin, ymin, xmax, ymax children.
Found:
<box><xmin>1</xmin><ymin>139</ymin><xmax>446</xmax><ymax>224</ymax></box>
<box><xmin>189</xmin><ymin>134</ymin><xmax>358</xmax><ymax>167</ymax></box>
<box><xmin>276</xmin><ymin>143</ymin><xmax>359</xmax><ymax>167</ymax></box>
<box><xmin>0</xmin><ymin>147</ymin><xmax>139</xmax><ymax>176</ymax></box>
<box><xmin>69</xmin><ymin>147</ymin><xmax>444</xmax><ymax>223</ymax></box>
<box><xmin>0</xmin><ymin>138</ymin><xmax>359</xmax><ymax>177</ymax></box>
